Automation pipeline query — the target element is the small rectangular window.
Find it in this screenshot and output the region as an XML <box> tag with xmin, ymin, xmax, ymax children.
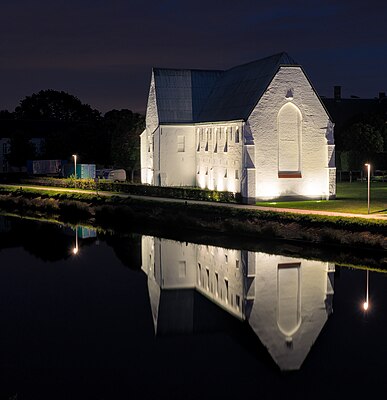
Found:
<box><xmin>177</xmin><ymin>135</ymin><xmax>185</xmax><ymax>152</ymax></box>
<box><xmin>236</xmin><ymin>259</ymin><xmax>239</xmax><ymax>269</ymax></box>
<box><xmin>235</xmin><ymin>129</ymin><xmax>240</xmax><ymax>143</ymax></box>
<box><xmin>235</xmin><ymin>170</ymin><xmax>239</xmax><ymax>179</ymax></box>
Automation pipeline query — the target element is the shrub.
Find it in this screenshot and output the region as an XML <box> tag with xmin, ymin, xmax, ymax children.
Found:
<box><xmin>20</xmin><ymin>177</ymin><xmax>241</xmax><ymax>203</ymax></box>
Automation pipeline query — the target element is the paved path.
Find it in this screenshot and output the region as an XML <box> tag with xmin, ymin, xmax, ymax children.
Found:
<box><xmin>1</xmin><ymin>183</ymin><xmax>387</xmax><ymax>221</ymax></box>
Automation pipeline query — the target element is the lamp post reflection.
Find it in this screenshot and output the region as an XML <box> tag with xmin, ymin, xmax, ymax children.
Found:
<box><xmin>73</xmin><ymin>226</ymin><xmax>79</xmax><ymax>255</ymax></box>
<box><xmin>363</xmin><ymin>269</ymin><xmax>369</xmax><ymax>311</ymax></box>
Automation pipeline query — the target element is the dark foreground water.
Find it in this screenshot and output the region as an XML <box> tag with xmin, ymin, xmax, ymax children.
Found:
<box><xmin>0</xmin><ymin>215</ymin><xmax>387</xmax><ymax>399</ymax></box>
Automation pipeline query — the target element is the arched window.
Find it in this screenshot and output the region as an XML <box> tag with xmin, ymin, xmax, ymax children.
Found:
<box><xmin>278</xmin><ymin>103</ymin><xmax>302</xmax><ymax>177</ymax></box>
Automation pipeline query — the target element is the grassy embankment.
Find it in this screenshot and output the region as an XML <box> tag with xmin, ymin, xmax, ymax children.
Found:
<box><xmin>256</xmin><ymin>182</ymin><xmax>387</xmax><ymax>214</ymax></box>
<box><xmin>0</xmin><ymin>185</ymin><xmax>386</xmax><ymax>252</ymax></box>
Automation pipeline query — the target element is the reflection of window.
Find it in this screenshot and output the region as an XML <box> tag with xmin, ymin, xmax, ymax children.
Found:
<box><xmin>179</xmin><ymin>261</ymin><xmax>186</xmax><ymax>278</ymax></box>
<box><xmin>225</xmin><ymin>279</ymin><xmax>229</xmax><ymax>303</ymax></box>
<box><xmin>277</xmin><ymin>263</ymin><xmax>301</xmax><ymax>337</ymax></box>
<box><xmin>177</xmin><ymin>135</ymin><xmax>185</xmax><ymax>152</ymax></box>
<box><xmin>278</xmin><ymin>103</ymin><xmax>302</xmax><ymax>176</ymax></box>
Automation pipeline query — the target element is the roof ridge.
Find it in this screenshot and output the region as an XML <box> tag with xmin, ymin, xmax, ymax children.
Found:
<box><xmin>153</xmin><ymin>67</ymin><xmax>224</xmax><ymax>73</ymax></box>
<box><xmin>225</xmin><ymin>52</ymin><xmax>298</xmax><ymax>72</ymax></box>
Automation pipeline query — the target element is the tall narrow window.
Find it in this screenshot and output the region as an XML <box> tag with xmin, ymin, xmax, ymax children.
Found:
<box><xmin>278</xmin><ymin>103</ymin><xmax>302</xmax><ymax>177</ymax></box>
<box><xmin>177</xmin><ymin>135</ymin><xmax>185</xmax><ymax>152</ymax></box>
<box><xmin>235</xmin><ymin>128</ymin><xmax>239</xmax><ymax>143</ymax></box>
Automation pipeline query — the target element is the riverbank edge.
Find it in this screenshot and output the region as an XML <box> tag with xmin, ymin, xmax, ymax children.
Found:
<box><xmin>0</xmin><ymin>186</ymin><xmax>386</xmax><ymax>252</ymax></box>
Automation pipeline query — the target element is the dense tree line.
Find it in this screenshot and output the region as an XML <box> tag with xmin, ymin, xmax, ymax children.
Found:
<box><xmin>333</xmin><ymin>107</ymin><xmax>387</xmax><ymax>171</ymax></box>
<box><xmin>0</xmin><ymin>90</ymin><xmax>145</xmax><ymax>181</ymax></box>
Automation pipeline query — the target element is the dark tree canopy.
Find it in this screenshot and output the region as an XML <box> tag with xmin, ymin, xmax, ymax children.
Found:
<box><xmin>14</xmin><ymin>90</ymin><xmax>101</xmax><ymax>121</ymax></box>
<box><xmin>341</xmin><ymin>122</ymin><xmax>384</xmax><ymax>155</ymax></box>
<box><xmin>1</xmin><ymin>90</ymin><xmax>145</xmax><ymax>174</ymax></box>
<box><xmin>104</xmin><ymin>109</ymin><xmax>145</xmax><ymax>181</ymax></box>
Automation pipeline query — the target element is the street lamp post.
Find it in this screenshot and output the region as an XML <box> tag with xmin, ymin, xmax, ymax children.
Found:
<box><xmin>365</xmin><ymin>163</ymin><xmax>371</xmax><ymax>214</ymax></box>
<box><xmin>72</xmin><ymin>154</ymin><xmax>77</xmax><ymax>179</ymax></box>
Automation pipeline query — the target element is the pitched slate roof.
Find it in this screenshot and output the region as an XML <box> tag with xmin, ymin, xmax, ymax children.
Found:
<box><xmin>153</xmin><ymin>68</ymin><xmax>223</xmax><ymax>124</ymax></box>
<box><xmin>153</xmin><ymin>52</ymin><xmax>298</xmax><ymax>124</ymax></box>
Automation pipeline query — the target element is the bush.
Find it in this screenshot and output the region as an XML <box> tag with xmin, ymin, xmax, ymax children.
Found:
<box><xmin>20</xmin><ymin>177</ymin><xmax>241</xmax><ymax>203</ymax></box>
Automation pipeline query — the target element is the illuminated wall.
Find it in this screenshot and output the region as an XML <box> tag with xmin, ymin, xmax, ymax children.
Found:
<box><xmin>247</xmin><ymin>66</ymin><xmax>336</xmax><ymax>200</ymax></box>
<box><xmin>140</xmin><ymin>65</ymin><xmax>336</xmax><ymax>200</ymax></box>
<box><xmin>195</xmin><ymin>123</ymin><xmax>243</xmax><ymax>193</ymax></box>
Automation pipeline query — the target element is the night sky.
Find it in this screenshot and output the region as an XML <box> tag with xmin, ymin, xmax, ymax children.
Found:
<box><xmin>2</xmin><ymin>0</ymin><xmax>386</xmax><ymax>114</ymax></box>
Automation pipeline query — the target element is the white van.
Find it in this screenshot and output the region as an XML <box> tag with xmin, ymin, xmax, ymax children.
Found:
<box><xmin>107</xmin><ymin>169</ymin><xmax>126</xmax><ymax>182</ymax></box>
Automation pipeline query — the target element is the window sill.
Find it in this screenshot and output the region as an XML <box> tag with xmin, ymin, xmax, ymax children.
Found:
<box><xmin>278</xmin><ymin>172</ymin><xmax>302</xmax><ymax>178</ymax></box>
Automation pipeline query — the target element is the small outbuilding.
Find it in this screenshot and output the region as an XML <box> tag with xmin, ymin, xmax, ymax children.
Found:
<box><xmin>140</xmin><ymin>52</ymin><xmax>335</xmax><ymax>201</ymax></box>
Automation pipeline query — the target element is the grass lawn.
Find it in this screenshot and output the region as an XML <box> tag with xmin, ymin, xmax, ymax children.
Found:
<box><xmin>256</xmin><ymin>182</ymin><xmax>387</xmax><ymax>214</ymax></box>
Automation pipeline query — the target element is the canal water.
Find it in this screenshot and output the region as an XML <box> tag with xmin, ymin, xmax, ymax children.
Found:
<box><xmin>0</xmin><ymin>215</ymin><xmax>386</xmax><ymax>399</ymax></box>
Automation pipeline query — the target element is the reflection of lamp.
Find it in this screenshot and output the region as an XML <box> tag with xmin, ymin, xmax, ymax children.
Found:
<box><xmin>73</xmin><ymin>227</ymin><xmax>79</xmax><ymax>255</ymax></box>
<box><xmin>363</xmin><ymin>269</ymin><xmax>369</xmax><ymax>311</ymax></box>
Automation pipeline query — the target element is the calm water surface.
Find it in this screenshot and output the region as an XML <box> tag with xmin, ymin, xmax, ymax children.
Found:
<box><xmin>0</xmin><ymin>216</ymin><xmax>387</xmax><ymax>399</ymax></box>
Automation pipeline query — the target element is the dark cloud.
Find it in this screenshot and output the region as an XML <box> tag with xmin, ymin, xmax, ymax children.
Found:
<box><xmin>1</xmin><ymin>0</ymin><xmax>386</xmax><ymax>113</ymax></box>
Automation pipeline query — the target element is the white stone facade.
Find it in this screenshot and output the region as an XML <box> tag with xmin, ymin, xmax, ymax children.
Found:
<box><xmin>141</xmin><ymin>235</ymin><xmax>335</xmax><ymax>370</ymax></box>
<box><xmin>141</xmin><ymin>54</ymin><xmax>336</xmax><ymax>201</ymax></box>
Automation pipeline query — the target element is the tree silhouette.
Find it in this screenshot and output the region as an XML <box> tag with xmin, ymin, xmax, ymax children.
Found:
<box><xmin>14</xmin><ymin>89</ymin><xmax>100</xmax><ymax>122</ymax></box>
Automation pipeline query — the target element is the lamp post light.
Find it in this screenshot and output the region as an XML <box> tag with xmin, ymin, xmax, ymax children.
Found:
<box><xmin>72</xmin><ymin>154</ymin><xmax>77</xmax><ymax>179</ymax></box>
<box><xmin>365</xmin><ymin>163</ymin><xmax>371</xmax><ymax>214</ymax></box>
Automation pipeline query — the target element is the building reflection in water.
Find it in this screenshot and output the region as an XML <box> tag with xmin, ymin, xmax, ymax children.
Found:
<box><xmin>141</xmin><ymin>236</ymin><xmax>334</xmax><ymax>371</ymax></box>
